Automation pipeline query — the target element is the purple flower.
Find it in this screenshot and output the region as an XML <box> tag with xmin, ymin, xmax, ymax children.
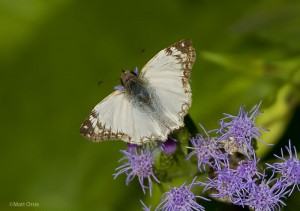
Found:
<box><xmin>202</xmin><ymin>167</ymin><xmax>252</xmax><ymax>205</ymax></box>
<box><xmin>187</xmin><ymin>134</ymin><xmax>227</xmax><ymax>171</ymax></box>
<box><xmin>114</xmin><ymin>146</ymin><xmax>160</xmax><ymax>196</ymax></box>
<box><xmin>245</xmin><ymin>177</ymin><xmax>290</xmax><ymax>211</ymax></box>
<box><xmin>235</xmin><ymin>155</ymin><xmax>262</xmax><ymax>180</ymax></box>
<box><xmin>161</xmin><ymin>138</ymin><xmax>177</xmax><ymax>155</ymax></box>
<box><xmin>266</xmin><ymin>140</ymin><xmax>300</xmax><ymax>195</ymax></box>
<box><xmin>156</xmin><ymin>179</ymin><xmax>208</xmax><ymax>211</ymax></box>
<box><xmin>217</xmin><ymin>102</ymin><xmax>267</xmax><ymax>157</ymax></box>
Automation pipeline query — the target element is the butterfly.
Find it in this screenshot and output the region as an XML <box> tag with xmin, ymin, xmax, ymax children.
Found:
<box><xmin>80</xmin><ymin>39</ymin><xmax>196</xmax><ymax>145</ymax></box>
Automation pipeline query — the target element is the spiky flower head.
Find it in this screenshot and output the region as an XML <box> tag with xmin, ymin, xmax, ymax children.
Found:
<box><xmin>266</xmin><ymin>140</ymin><xmax>300</xmax><ymax>195</ymax></box>
<box><xmin>187</xmin><ymin>134</ymin><xmax>227</xmax><ymax>171</ymax></box>
<box><xmin>235</xmin><ymin>155</ymin><xmax>262</xmax><ymax>180</ymax></box>
<box><xmin>245</xmin><ymin>177</ymin><xmax>290</xmax><ymax>211</ymax></box>
<box><xmin>114</xmin><ymin>146</ymin><xmax>160</xmax><ymax>196</ymax></box>
<box><xmin>217</xmin><ymin>102</ymin><xmax>267</xmax><ymax>157</ymax></box>
<box><xmin>156</xmin><ymin>179</ymin><xmax>208</xmax><ymax>211</ymax></box>
<box><xmin>202</xmin><ymin>166</ymin><xmax>255</xmax><ymax>205</ymax></box>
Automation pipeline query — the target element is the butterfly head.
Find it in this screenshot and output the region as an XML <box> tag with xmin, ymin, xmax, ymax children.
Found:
<box><xmin>121</xmin><ymin>70</ymin><xmax>138</xmax><ymax>86</ymax></box>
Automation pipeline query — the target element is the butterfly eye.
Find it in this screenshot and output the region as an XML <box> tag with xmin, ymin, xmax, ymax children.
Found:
<box><xmin>120</xmin><ymin>70</ymin><xmax>128</xmax><ymax>85</ymax></box>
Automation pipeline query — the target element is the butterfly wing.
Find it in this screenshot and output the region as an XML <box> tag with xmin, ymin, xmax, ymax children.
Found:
<box><xmin>80</xmin><ymin>39</ymin><xmax>195</xmax><ymax>145</ymax></box>
<box><xmin>139</xmin><ymin>39</ymin><xmax>196</xmax><ymax>130</ymax></box>
<box><xmin>80</xmin><ymin>90</ymin><xmax>168</xmax><ymax>144</ymax></box>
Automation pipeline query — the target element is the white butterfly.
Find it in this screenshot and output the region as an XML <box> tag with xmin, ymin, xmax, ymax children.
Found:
<box><xmin>80</xmin><ymin>39</ymin><xmax>196</xmax><ymax>145</ymax></box>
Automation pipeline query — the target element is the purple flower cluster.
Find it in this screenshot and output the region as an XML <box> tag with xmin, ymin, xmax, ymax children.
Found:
<box><xmin>201</xmin><ymin>158</ymin><xmax>291</xmax><ymax>210</ymax></box>
<box><xmin>187</xmin><ymin>103</ymin><xmax>299</xmax><ymax>210</ymax></box>
<box><xmin>112</xmin><ymin>103</ymin><xmax>299</xmax><ymax>210</ymax></box>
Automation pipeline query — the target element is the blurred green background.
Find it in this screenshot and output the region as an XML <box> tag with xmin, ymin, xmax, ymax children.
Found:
<box><xmin>1</xmin><ymin>0</ymin><xmax>300</xmax><ymax>210</ymax></box>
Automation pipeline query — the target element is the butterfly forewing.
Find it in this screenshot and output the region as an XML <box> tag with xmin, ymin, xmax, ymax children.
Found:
<box><xmin>140</xmin><ymin>39</ymin><xmax>195</xmax><ymax>128</ymax></box>
<box><xmin>80</xmin><ymin>39</ymin><xmax>196</xmax><ymax>144</ymax></box>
